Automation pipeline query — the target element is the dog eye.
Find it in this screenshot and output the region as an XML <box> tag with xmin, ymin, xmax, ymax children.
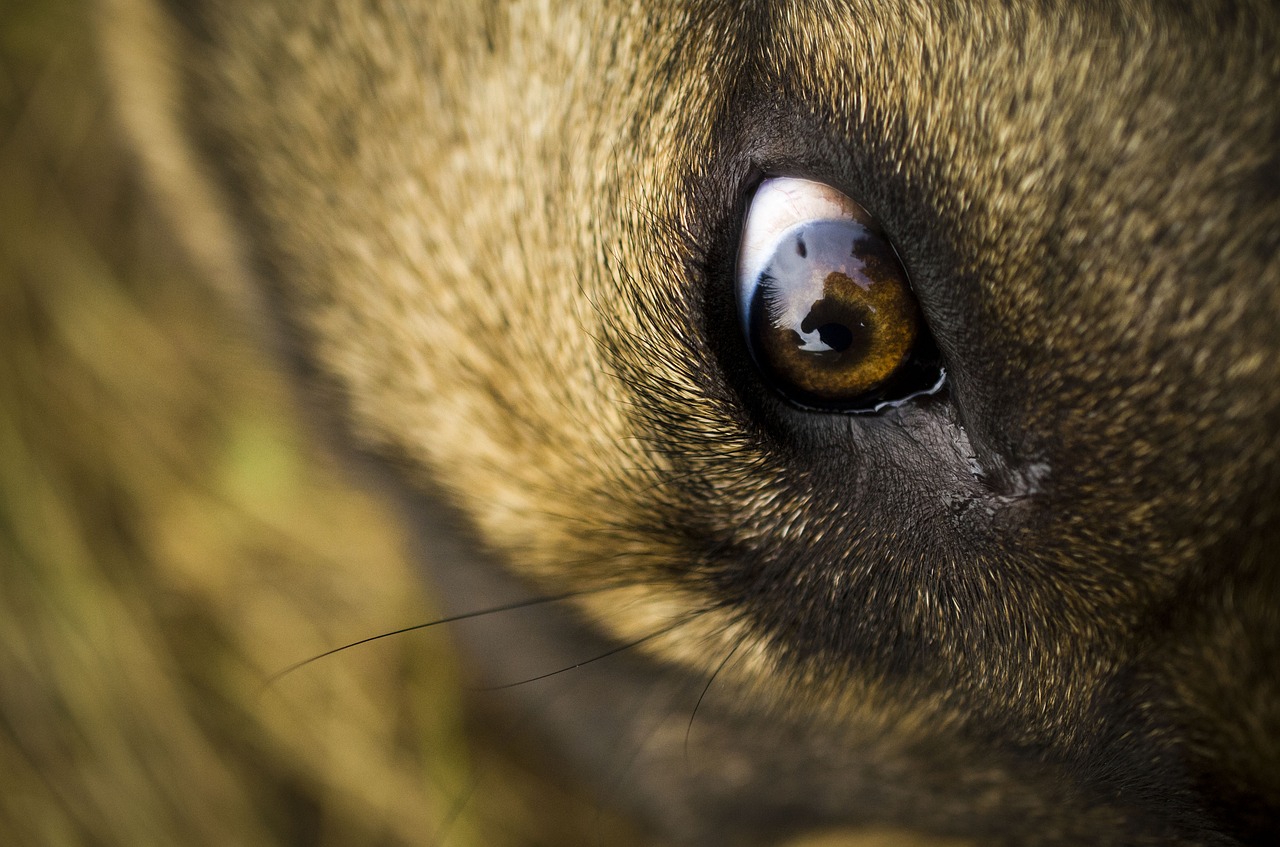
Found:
<box><xmin>736</xmin><ymin>177</ymin><xmax>944</xmax><ymax>412</ymax></box>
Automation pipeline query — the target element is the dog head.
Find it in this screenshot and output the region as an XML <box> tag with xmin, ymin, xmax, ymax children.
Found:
<box><xmin>106</xmin><ymin>0</ymin><xmax>1279</xmax><ymax>842</ymax></box>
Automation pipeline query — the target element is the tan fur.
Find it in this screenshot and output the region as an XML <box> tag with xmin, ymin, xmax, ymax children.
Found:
<box><xmin>92</xmin><ymin>0</ymin><xmax>1280</xmax><ymax>843</ymax></box>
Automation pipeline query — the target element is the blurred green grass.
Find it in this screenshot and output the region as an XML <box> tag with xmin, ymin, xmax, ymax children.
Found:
<box><xmin>0</xmin><ymin>1</ymin><xmax>487</xmax><ymax>843</ymax></box>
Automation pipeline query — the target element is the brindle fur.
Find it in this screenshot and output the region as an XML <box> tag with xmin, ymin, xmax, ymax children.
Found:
<box><xmin>102</xmin><ymin>1</ymin><xmax>1279</xmax><ymax>844</ymax></box>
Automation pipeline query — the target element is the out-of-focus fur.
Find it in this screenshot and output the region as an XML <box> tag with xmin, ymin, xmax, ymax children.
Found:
<box><xmin>92</xmin><ymin>1</ymin><xmax>1280</xmax><ymax>844</ymax></box>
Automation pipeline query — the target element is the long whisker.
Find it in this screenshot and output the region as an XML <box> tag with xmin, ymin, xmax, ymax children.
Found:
<box><xmin>473</xmin><ymin>612</ymin><xmax>704</xmax><ymax>691</ymax></box>
<box><xmin>590</xmin><ymin>683</ymin><xmax>684</xmax><ymax>846</ymax></box>
<box><xmin>264</xmin><ymin>588</ymin><xmax>599</xmax><ymax>687</ymax></box>
<box><xmin>429</xmin><ymin>767</ymin><xmax>483</xmax><ymax>847</ymax></box>
<box><xmin>684</xmin><ymin>637</ymin><xmax>743</xmax><ymax>760</ymax></box>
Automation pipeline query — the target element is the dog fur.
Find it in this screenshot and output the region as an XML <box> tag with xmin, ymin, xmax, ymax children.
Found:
<box><xmin>101</xmin><ymin>1</ymin><xmax>1279</xmax><ymax>843</ymax></box>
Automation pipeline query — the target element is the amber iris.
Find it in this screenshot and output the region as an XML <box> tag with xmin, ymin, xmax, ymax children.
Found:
<box><xmin>745</xmin><ymin>219</ymin><xmax>920</xmax><ymax>408</ymax></box>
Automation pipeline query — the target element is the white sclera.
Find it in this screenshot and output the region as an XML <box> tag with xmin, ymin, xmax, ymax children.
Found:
<box><xmin>736</xmin><ymin>177</ymin><xmax>873</xmax><ymax>327</ymax></box>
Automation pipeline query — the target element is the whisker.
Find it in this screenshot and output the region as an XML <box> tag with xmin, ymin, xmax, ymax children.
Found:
<box><xmin>263</xmin><ymin>588</ymin><xmax>603</xmax><ymax>687</ymax></box>
<box><xmin>473</xmin><ymin>612</ymin><xmax>704</xmax><ymax>691</ymax></box>
<box><xmin>429</xmin><ymin>766</ymin><xmax>483</xmax><ymax>847</ymax></box>
<box><xmin>684</xmin><ymin>637</ymin><xmax>743</xmax><ymax>761</ymax></box>
<box><xmin>590</xmin><ymin>683</ymin><xmax>684</xmax><ymax>846</ymax></box>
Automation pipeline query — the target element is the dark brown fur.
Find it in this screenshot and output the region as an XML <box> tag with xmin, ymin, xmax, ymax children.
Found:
<box><xmin>102</xmin><ymin>1</ymin><xmax>1279</xmax><ymax>844</ymax></box>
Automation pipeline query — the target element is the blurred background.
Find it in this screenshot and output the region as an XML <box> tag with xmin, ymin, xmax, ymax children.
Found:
<box><xmin>0</xmin><ymin>2</ymin><xmax>564</xmax><ymax>843</ymax></box>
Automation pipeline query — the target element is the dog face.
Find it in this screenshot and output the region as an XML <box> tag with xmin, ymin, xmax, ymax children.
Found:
<box><xmin>106</xmin><ymin>0</ymin><xmax>1279</xmax><ymax>842</ymax></box>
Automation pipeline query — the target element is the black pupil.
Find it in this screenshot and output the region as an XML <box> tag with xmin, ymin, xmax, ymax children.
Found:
<box><xmin>815</xmin><ymin>322</ymin><xmax>853</xmax><ymax>352</ymax></box>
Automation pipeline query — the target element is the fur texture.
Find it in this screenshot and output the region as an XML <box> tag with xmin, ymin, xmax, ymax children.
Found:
<box><xmin>101</xmin><ymin>1</ymin><xmax>1279</xmax><ymax>844</ymax></box>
